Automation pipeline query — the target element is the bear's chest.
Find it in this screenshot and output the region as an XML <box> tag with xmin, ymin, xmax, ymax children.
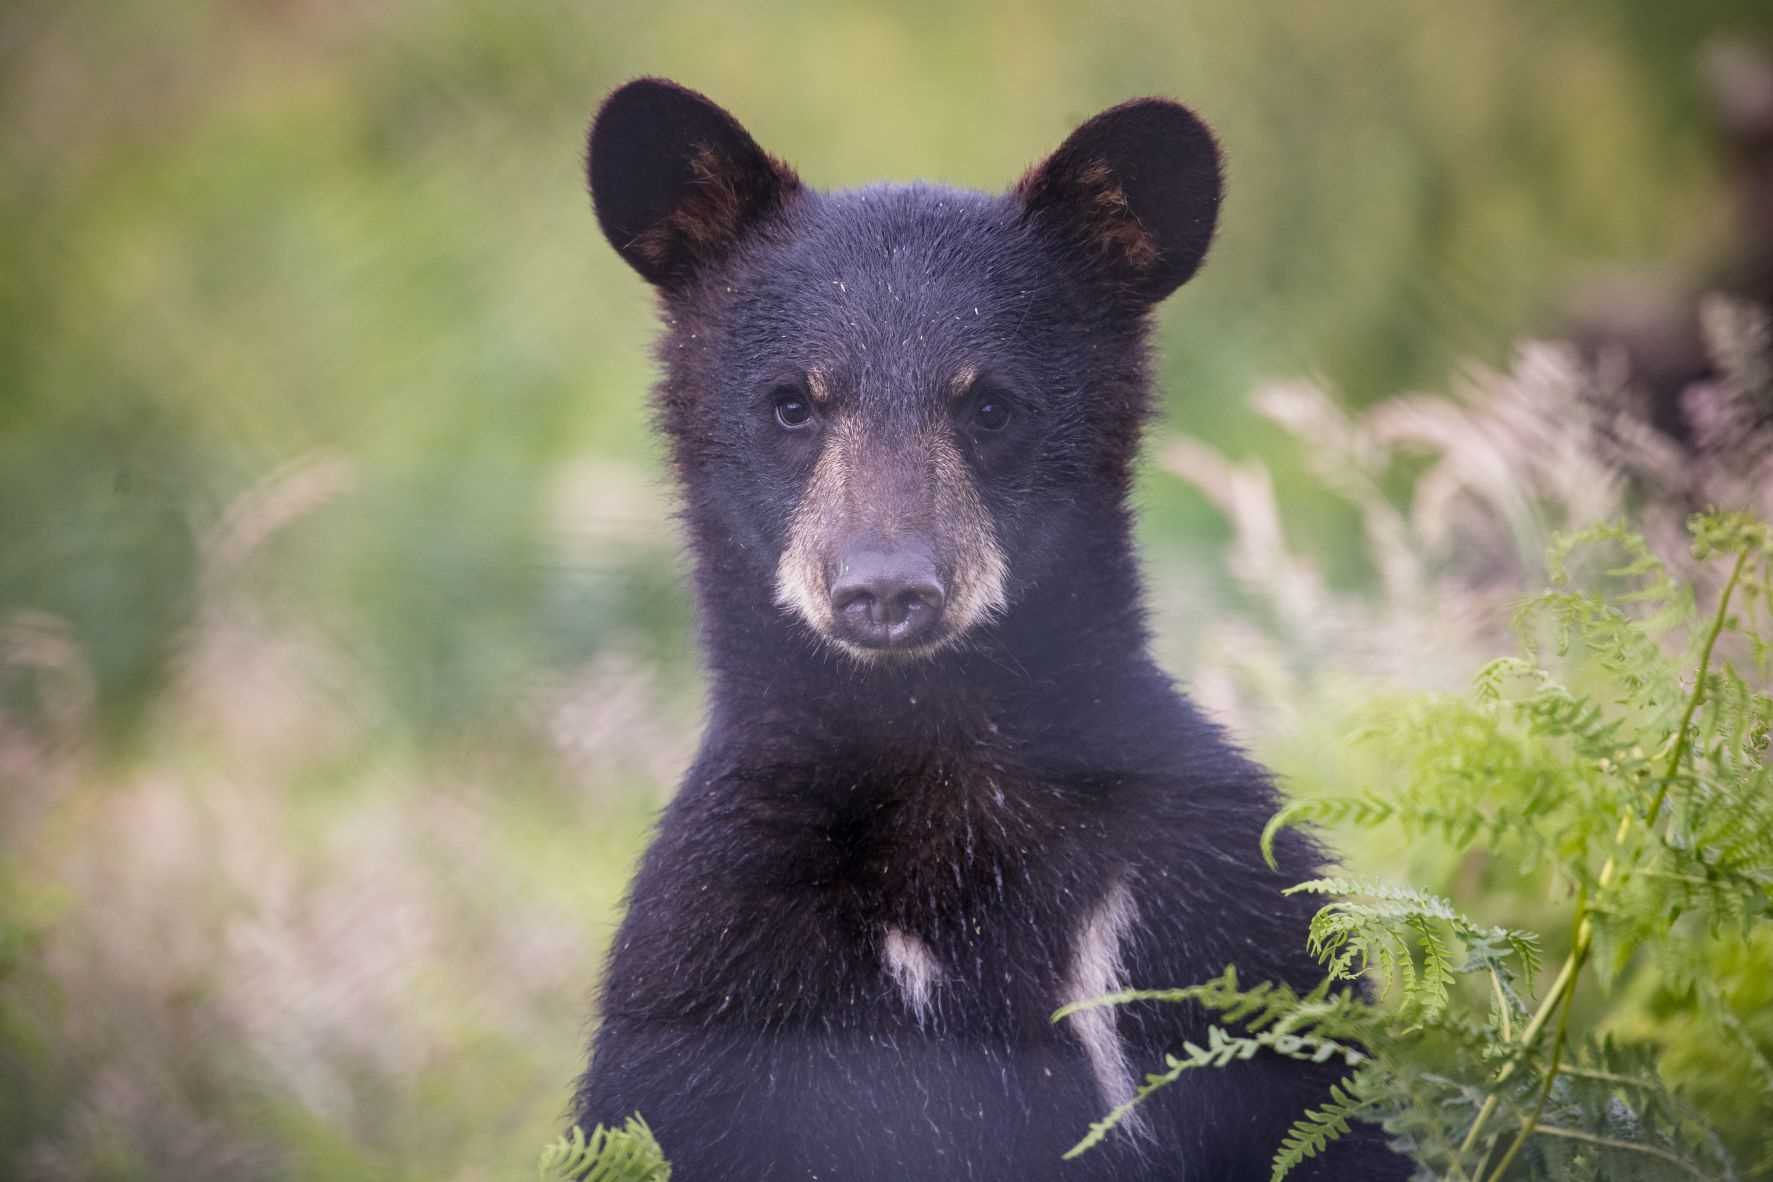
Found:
<box><xmin>609</xmin><ymin>847</ymin><xmax>1150</xmax><ymax>1175</ymax></box>
<box><xmin>764</xmin><ymin>773</ymin><xmax>1126</xmax><ymax>1023</ymax></box>
<box><xmin>607</xmin><ymin>764</ymin><xmax>1152</xmax><ymax>1133</ymax></box>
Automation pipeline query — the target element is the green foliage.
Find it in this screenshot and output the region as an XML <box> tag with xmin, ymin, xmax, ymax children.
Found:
<box><xmin>1059</xmin><ymin>967</ymin><xmax>1374</xmax><ymax>1161</ymax></box>
<box><xmin>1068</xmin><ymin>511</ymin><xmax>1773</xmax><ymax>1180</ymax></box>
<box><xmin>1272</xmin><ymin>1075</ymin><xmax>1377</xmax><ymax>1182</ymax></box>
<box><xmin>538</xmin><ymin>1118</ymin><xmax>670</xmax><ymax>1182</ymax></box>
<box><xmin>1284</xmin><ymin>878</ymin><xmax>1541</xmax><ymax>1023</ymax></box>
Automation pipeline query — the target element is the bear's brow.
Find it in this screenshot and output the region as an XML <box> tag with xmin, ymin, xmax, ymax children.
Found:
<box><xmin>806</xmin><ymin>368</ymin><xmax>833</xmax><ymax>403</ymax></box>
<box><xmin>950</xmin><ymin>367</ymin><xmax>979</xmax><ymax>400</ymax></box>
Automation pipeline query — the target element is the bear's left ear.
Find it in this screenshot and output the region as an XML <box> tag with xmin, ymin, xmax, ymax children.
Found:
<box><xmin>1016</xmin><ymin>99</ymin><xmax>1222</xmax><ymax>307</ymax></box>
<box><xmin>588</xmin><ymin>78</ymin><xmax>801</xmax><ymax>291</ymax></box>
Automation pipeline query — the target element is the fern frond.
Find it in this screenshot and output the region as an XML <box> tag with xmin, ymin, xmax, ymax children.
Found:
<box><xmin>1062</xmin><ymin>1026</ymin><xmax>1367</xmax><ymax>1160</ymax></box>
<box><xmin>1270</xmin><ymin>1076</ymin><xmax>1375</xmax><ymax>1181</ymax></box>
<box><xmin>1261</xmin><ymin>796</ymin><xmax>1396</xmax><ymax>870</ymax></box>
<box><xmin>538</xmin><ymin>1117</ymin><xmax>670</xmax><ymax>1182</ymax></box>
<box><xmin>1052</xmin><ymin>964</ymin><xmax>1252</xmax><ymax>1022</ymax></box>
<box><xmin>1283</xmin><ymin>879</ymin><xmax>1540</xmax><ymax>1015</ymax></box>
<box><xmin>1473</xmin><ymin>657</ymin><xmax>1547</xmax><ymax>702</ymax></box>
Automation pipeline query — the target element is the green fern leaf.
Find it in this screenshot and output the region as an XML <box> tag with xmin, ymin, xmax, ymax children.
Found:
<box><xmin>538</xmin><ymin>1116</ymin><xmax>670</xmax><ymax>1182</ymax></box>
<box><xmin>1270</xmin><ymin>1077</ymin><xmax>1373</xmax><ymax>1181</ymax></box>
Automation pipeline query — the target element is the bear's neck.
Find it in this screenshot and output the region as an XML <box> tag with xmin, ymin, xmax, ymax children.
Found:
<box><xmin>687</xmin><ymin>507</ymin><xmax>1182</xmax><ymax>769</ymax></box>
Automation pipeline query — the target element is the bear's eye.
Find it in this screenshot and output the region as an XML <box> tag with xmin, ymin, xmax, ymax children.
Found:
<box><xmin>773</xmin><ymin>390</ymin><xmax>814</xmax><ymax>430</ymax></box>
<box><xmin>973</xmin><ymin>397</ymin><xmax>1012</xmax><ymax>432</ymax></box>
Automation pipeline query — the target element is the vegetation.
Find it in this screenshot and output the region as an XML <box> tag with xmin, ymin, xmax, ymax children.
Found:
<box><xmin>538</xmin><ymin>1119</ymin><xmax>668</xmax><ymax>1182</ymax></box>
<box><xmin>1067</xmin><ymin>511</ymin><xmax>1773</xmax><ymax>1179</ymax></box>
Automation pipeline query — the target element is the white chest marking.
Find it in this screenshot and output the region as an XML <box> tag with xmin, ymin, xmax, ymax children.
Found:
<box><xmin>1061</xmin><ymin>880</ymin><xmax>1146</xmax><ymax>1136</ymax></box>
<box><xmin>883</xmin><ymin>926</ymin><xmax>941</xmax><ymax>1024</ymax></box>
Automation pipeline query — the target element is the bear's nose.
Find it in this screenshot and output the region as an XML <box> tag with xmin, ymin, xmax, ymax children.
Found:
<box><xmin>828</xmin><ymin>543</ymin><xmax>946</xmax><ymax>650</ymax></box>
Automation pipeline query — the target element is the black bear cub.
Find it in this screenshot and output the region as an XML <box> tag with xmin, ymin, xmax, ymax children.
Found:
<box><xmin>576</xmin><ymin>79</ymin><xmax>1407</xmax><ymax>1181</ymax></box>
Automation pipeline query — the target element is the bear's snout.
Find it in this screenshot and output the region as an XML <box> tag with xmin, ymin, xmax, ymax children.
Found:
<box><xmin>772</xmin><ymin>411</ymin><xmax>1007</xmax><ymax>662</ymax></box>
<box><xmin>828</xmin><ymin>539</ymin><xmax>947</xmax><ymax>651</ymax></box>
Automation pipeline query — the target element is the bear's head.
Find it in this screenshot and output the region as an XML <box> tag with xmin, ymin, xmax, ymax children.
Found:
<box><xmin>588</xmin><ymin>79</ymin><xmax>1220</xmax><ymax>665</ymax></box>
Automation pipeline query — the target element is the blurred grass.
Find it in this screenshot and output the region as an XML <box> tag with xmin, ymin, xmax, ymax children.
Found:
<box><xmin>3</xmin><ymin>1</ymin><xmax>1771</xmax><ymax>1178</ymax></box>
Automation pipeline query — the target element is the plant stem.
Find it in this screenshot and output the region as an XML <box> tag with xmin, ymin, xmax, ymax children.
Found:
<box><xmin>1489</xmin><ymin>969</ymin><xmax>1513</xmax><ymax>1043</ymax></box>
<box><xmin>1453</xmin><ymin>956</ymin><xmax>1578</xmax><ymax>1164</ymax></box>
<box><xmin>1554</xmin><ymin>1066</ymin><xmax>1657</xmax><ymax>1088</ymax></box>
<box><xmin>1484</xmin><ymin>894</ymin><xmax>1584</xmax><ymax>1182</ymax></box>
<box><xmin>1642</xmin><ymin>546</ymin><xmax>1749</xmax><ymax>832</ymax></box>
<box><xmin>1528</xmin><ymin>1124</ymin><xmax>1715</xmax><ymax>1180</ymax></box>
<box><xmin>1451</xmin><ymin>546</ymin><xmax>1749</xmax><ymax>1176</ymax></box>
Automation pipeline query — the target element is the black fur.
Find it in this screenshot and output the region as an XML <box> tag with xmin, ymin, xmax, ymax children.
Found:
<box><xmin>575</xmin><ymin>78</ymin><xmax>1409</xmax><ymax>1181</ymax></box>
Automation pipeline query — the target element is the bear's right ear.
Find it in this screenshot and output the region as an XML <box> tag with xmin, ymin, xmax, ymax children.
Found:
<box><xmin>588</xmin><ymin>78</ymin><xmax>801</xmax><ymax>291</ymax></box>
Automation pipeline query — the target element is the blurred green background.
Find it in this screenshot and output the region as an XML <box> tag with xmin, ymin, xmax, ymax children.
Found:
<box><xmin>3</xmin><ymin>2</ymin><xmax>1770</xmax><ymax>1179</ymax></box>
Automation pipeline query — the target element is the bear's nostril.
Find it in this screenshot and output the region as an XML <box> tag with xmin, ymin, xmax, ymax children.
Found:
<box><xmin>828</xmin><ymin>545</ymin><xmax>947</xmax><ymax>649</ymax></box>
<box><xmin>831</xmin><ymin>584</ymin><xmax>880</xmax><ymax>623</ymax></box>
<box><xmin>881</xmin><ymin>582</ymin><xmax>943</xmax><ymax>627</ymax></box>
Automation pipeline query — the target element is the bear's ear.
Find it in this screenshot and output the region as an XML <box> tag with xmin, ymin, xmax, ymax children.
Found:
<box><xmin>1015</xmin><ymin>99</ymin><xmax>1222</xmax><ymax>306</ymax></box>
<box><xmin>588</xmin><ymin>78</ymin><xmax>801</xmax><ymax>291</ymax></box>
